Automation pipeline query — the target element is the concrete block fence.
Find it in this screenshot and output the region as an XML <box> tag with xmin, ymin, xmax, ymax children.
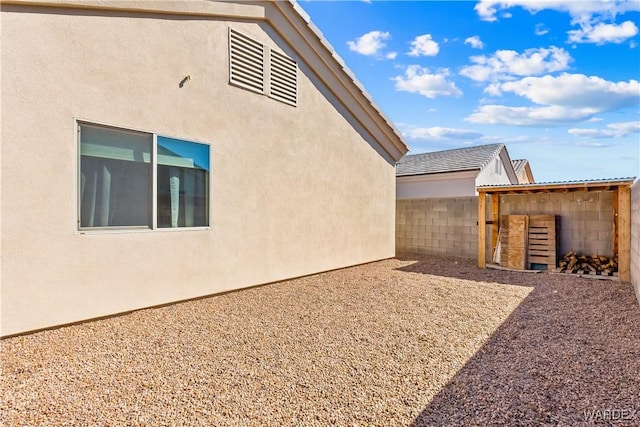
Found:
<box><xmin>396</xmin><ymin>197</ymin><xmax>480</xmax><ymax>258</ymax></box>
<box><xmin>397</xmin><ymin>187</ymin><xmax>638</xmax><ymax>308</ymax></box>
<box><xmin>397</xmin><ymin>190</ymin><xmax>621</xmax><ymax>262</ymax></box>
<box><xmin>499</xmin><ymin>191</ymin><xmax>614</xmax><ymax>257</ymax></box>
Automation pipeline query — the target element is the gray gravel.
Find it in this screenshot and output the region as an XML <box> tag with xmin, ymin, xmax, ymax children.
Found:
<box><xmin>2</xmin><ymin>254</ymin><xmax>639</xmax><ymax>426</ymax></box>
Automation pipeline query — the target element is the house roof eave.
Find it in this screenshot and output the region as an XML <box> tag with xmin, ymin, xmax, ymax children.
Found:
<box><xmin>4</xmin><ymin>0</ymin><xmax>409</xmax><ymax>162</ymax></box>
<box><xmin>396</xmin><ymin>168</ymin><xmax>481</xmax><ymax>179</ymax></box>
<box><xmin>495</xmin><ymin>146</ymin><xmax>519</xmax><ymax>184</ymax></box>
<box><xmin>273</xmin><ymin>0</ymin><xmax>408</xmax><ymax>161</ymax></box>
<box><xmin>1</xmin><ymin>0</ymin><xmax>267</xmax><ymax>19</ymax></box>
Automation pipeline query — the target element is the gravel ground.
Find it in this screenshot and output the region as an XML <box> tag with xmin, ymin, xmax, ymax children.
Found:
<box><xmin>2</xmin><ymin>254</ymin><xmax>639</xmax><ymax>426</ymax></box>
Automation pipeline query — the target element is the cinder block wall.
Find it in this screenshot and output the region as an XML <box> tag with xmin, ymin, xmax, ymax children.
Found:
<box><xmin>397</xmin><ymin>191</ymin><xmax>617</xmax><ymax>262</ymax></box>
<box><xmin>631</xmin><ymin>180</ymin><xmax>640</xmax><ymax>306</ymax></box>
<box><xmin>396</xmin><ymin>197</ymin><xmax>479</xmax><ymax>258</ymax></box>
<box><xmin>500</xmin><ymin>191</ymin><xmax>614</xmax><ymax>257</ymax></box>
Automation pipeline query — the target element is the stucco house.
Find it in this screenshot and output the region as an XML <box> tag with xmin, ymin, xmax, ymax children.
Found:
<box><xmin>396</xmin><ymin>143</ymin><xmax>519</xmax><ymax>199</ymax></box>
<box><xmin>0</xmin><ymin>0</ymin><xmax>408</xmax><ymax>336</ymax></box>
<box><xmin>511</xmin><ymin>159</ymin><xmax>535</xmax><ymax>184</ymax></box>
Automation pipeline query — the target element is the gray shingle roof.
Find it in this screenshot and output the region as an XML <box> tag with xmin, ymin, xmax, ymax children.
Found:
<box><xmin>396</xmin><ymin>143</ymin><xmax>504</xmax><ymax>176</ymax></box>
<box><xmin>511</xmin><ymin>159</ymin><xmax>529</xmax><ymax>175</ymax></box>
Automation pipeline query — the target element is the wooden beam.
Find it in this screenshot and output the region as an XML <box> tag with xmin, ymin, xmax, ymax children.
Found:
<box><xmin>478</xmin><ymin>192</ymin><xmax>487</xmax><ymax>268</ymax></box>
<box><xmin>613</xmin><ymin>187</ymin><xmax>619</xmax><ymax>258</ymax></box>
<box><xmin>617</xmin><ymin>185</ymin><xmax>631</xmax><ymax>281</ymax></box>
<box><xmin>490</xmin><ymin>193</ymin><xmax>500</xmax><ymax>261</ymax></box>
<box><xmin>477</xmin><ymin>178</ymin><xmax>635</xmax><ymax>195</ymax></box>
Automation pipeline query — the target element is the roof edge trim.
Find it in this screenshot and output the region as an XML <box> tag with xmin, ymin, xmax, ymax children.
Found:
<box><xmin>477</xmin><ymin>177</ymin><xmax>636</xmax><ymax>193</ymax></box>
<box><xmin>272</xmin><ymin>0</ymin><xmax>407</xmax><ymax>161</ymax></box>
<box><xmin>1</xmin><ymin>0</ymin><xmax>266</xmax><ymax>19</ymax></box>
<box><xmin>397</xmin><ymin>167</ymin><xmax>482</xmax><ymax>178</ymax></box>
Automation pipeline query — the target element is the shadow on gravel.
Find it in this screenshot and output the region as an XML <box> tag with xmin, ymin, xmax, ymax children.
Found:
<box><xmin>396</xmin><ymin>253</ymin><xmax>640</xmax><ymax>426</ymax></box>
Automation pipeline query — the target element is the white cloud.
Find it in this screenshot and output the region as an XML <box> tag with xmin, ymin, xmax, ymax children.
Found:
<box><xmin>535</xmin><ymin>23</ymin><xmax>549</xmax><ymax>36</ymax></box>
<box><xmin>408</xmin><ymin>34</ymin><xmax>439</xmax><ymax>56</ymax></box>
<box><xmin>484</xmin><ymin>83</ymin><xmax>503</xmax><ymax>96</ymax></box>
<box><xmin>460</xmin><ymin>46</ymin><xmax>572</xmax><ymax>82</ymax></box>
<box><xmin>347</xmin><ymin>31</ymin><xmax>390</xmax><ymax>56</ymax></box>
<box><xmin>497</xmin><ymin>73</ymin><xmax>640</xmax><ymax>111</ymax></box>
<box><xmin>386</xmin><ymin>51</ymin><xmax>398</xmax><ymax>60</ymax></box>
<box><xmin>568</xmin><ymin>20</ymin><xmax>639</xmax><ymax>44</ymax></box>
<box><xmin>465</xmin><ymin>74</ymin><xmax>640</xmax><ymax>126</ymax></box>
<box><xmin>405</xmin><ymin>127</ymin><xmax>483</xmax><ymax>140</ymax></box>
<box><xmin>474</xmin><ymin>0</ymin><xmax>640</xmax><ymax>44</ymax></box>
<box><xmin>475</xmin><ymin>0</ymin><xmax>640</xmax><ymax>22</ymax></box>
<box><xmin>473</xmin><ymin>0</ymin><xmax>503</xmax><ymax>22</ymax></box>
<box><xmin>392</xmin><ymin>65</ymin><xmax>462</xmax><ymax>98</ymax></box>
<box><xmin>464</xmin><ymin>35</ymin><xmax>484</xmax><ymax>49</ymax></box>
<box><xmin>466</xmin><ymin>105</ymin><xmax>595</xmax><ymax>126</ymax></box>
<box><xmin>568</xmin><ymin>121</ymin><xmax>640</xmax><ymax>138</ymax></box>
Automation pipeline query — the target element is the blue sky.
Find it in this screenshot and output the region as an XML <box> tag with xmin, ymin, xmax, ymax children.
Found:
<box><xmin>298</xmin><ymin>0</ymin><xmax>640</xmax><ymax>183</ymax></box>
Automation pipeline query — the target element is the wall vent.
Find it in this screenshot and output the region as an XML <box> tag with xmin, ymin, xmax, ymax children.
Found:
<box><xmin>269</xmin><ymin>49</ymin><xmax>298</xmax><ymax>106</ymax></box>
<box><xmin>229</xmin><ymin>28</ymin><xmax>265</xmax><ymax>94</ymax></box>
<box><xmin>229</xmin><ymin>28</ymin><xmax>297</xmax><ymax>107</ymax></box>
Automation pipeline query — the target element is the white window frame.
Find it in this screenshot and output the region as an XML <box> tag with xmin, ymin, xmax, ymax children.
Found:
<box><xmin>75</xmin><ymin>119</ymin><xmax>212</xmax><ymax>234</ymax></box>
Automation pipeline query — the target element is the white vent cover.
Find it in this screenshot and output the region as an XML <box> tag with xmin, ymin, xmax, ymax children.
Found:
<box><xmin>269</xmin><ymin>50</ymin><xmax>297</xmax><ymax>106</ymax></box>
<box><xmin>229</xmin><ymin>28</ymin><xmax>297</xmax><ymax>107</ymax></box>
<box><xmin>229</xmin><ymin>28</ymin><xmax>264</xmax><ymax>94</ymax></box>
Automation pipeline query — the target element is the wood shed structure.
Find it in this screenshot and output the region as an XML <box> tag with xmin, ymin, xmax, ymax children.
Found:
<box><xmin>477</xmin><ymin>178</ymin><xmax>635</xmax><ymax>282</ymax></box>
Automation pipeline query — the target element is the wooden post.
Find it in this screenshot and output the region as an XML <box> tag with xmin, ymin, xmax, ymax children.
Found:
<box><xmin>490</xmin><ymin>193</ymin><xmax>500</xmax><ymax>261</ymax></box>
<box><xmin>478</xmin><ymin>191</ymin><xmax>487</xmax><ymax>268</ymax></box>
<box><xmin>613</xmin><ymin>187</ymin><xmax>619</xmax><ymax>258</ymax></box>
<box><xmin>618</xmin><ymin>185</ymin><xmax>631</xmax><ymax>281</ymax></box>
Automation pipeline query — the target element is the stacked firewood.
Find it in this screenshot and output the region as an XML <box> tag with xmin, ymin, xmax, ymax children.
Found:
<box><xmin>558</xmin><ymin>250</ymin><xmax>618</xmax><ymax>274</ymax></box>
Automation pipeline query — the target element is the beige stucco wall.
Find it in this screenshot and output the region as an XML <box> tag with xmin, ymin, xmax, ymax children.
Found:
<box><xmin>1</xmin><ymin>4</ymin><xmax>399</xmax><ymax>335</ymax></box>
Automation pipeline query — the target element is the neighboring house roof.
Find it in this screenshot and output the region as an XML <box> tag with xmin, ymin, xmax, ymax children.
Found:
<box><xmin>511</xmin><ymin>159</ymin><xmax>528</xmax><ymax>175</ymax></box>
<box><xmin>4</xmin><ymin>0</ymin><xmax>409</xmax><ymax>161</ymax></box>
<box><xmin>511</xmin><ymin>159</ymin><xmax>535</xmax><ymax>183</ymax></box>
<box><xmin>396</xmin><ymin>143</ymin><xmax>506</xmax><ymax>176</ymax></box>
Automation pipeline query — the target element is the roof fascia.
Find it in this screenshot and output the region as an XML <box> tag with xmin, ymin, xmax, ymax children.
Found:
<box><xmin>1</xmin><ymin>0</ymin><xmax>266</xmax><ymax>19</ymax></box>
<box><xmin>524</xmin><ymin>164</ymin><xmax>535</xmax><ymax>183</ymax></box>
<box><xmin>496</xmin><ymin>146</ymin><xmax>519</xmax><ymax>184</ymax></box>
<box><xmin>397</xmin><ymin>169</ymin><xmax>479</xmax><ymax>182</ymax></box>
<box><xmin>269</xmin><ymin>0</ymin><xmax>407</xmax><ymax>161</ymax></box>
<box><xmin>477</xmin><ymin>178</ymin><xmax>636</xmax><ymax>194</ymax></box>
